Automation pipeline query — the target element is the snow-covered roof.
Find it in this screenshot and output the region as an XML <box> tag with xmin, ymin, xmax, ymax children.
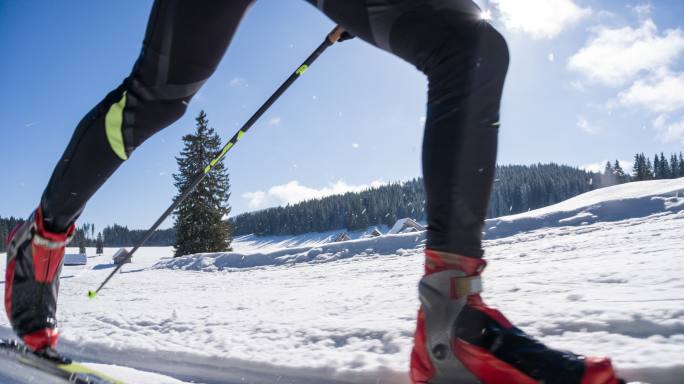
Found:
<box><xmin>387</xmin><ymin>218</ymin><xmax>425</xmax><ymax>234</ymax></box>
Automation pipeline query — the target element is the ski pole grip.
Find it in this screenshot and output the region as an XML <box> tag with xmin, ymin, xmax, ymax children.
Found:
<box><xmin>327</xmin><ymin>26</ymin><xmax>346</xmax><ymax>44</ymax></box>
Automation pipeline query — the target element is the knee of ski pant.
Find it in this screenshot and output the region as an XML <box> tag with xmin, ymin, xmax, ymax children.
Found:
<box><xmin>105</xmin><ymin>77</ymin><xmax>198</xmax><ymax>160</ymax></box>
<box><xmin>424</xmin><ymin>23</ymin><xmax>509</xmax><ymax>119</ymax></box>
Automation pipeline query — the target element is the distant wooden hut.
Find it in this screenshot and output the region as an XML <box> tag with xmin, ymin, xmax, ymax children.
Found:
<box><xmin>388</xmin><ymin>218</ymin><xmax>425</xmax><ymax>234</ymax></box>
<box><xmin>334</xmin><ymin>232</ymin><xmax>351</xmax><ymax>242</ymax></box>
<box><xmin>112</xmin><ymin>248</ymin><xmax>131</xmax><ymax>265</ymax></box>
<box><xmin>361</xmin><ymin>227</ymin><xmax>383</xmax><ymax>238</ymax></box>
<box><xmin>369</xmin><ymin>228</ymin><xmax>383</xmax><ymax>237</ymax></box>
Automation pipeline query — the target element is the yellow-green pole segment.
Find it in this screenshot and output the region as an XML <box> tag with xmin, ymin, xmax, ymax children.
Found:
<box><xmin>88</xmin><ymin>26</ymin><xmax>348</xmax><ymax>298</ymax></box>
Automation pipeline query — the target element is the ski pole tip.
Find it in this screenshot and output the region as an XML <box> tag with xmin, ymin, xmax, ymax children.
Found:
<box><xmin>87</xmin><ymin>290</ymin><xmax>97</xmax><ymax>299</ymax></box>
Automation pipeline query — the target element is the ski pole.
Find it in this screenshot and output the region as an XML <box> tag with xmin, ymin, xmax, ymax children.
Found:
<box><xmin>88</xmin><ymin>26</ymin><xmax>350</xmax><ymax>298</ymax></box>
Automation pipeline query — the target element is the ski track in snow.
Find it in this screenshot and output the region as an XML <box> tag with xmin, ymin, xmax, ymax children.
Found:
<box><xmin>1</xmin><ymin>179</ymin><xmax>683</xmax><ymax>383</ymax></box>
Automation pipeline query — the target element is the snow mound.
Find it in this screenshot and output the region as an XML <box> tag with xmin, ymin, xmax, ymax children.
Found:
<box><xmin>232</xmin><ymin>225</ymin><xmax>390</xmax><ymax>253</ymax></box>
<box><xmin>485</xmin><ymin>178</ymin><xmax>684</xmax><ymax>239</ymax></box>
<box><xmin>154</xmin><ymin>232</ymin><xmax>425</xmax><ymax>271</ymax></box>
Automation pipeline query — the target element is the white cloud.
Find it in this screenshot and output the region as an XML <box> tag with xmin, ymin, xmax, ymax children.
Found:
<box><xmin>548</xmin><ymin>53</ymin><xmax>555</xmax><ymax>62</ymax></box>
<box><xmin>267</xmin><ymin>116</ymin><xmax>282</xmax><ymax>126</ymax></box>
<box><xmin>653</xmin><ymin>114</ymin><xmax>684</xmax><ymax>144</ymax></box>
<box><xmin>491</xmin><ymin>0</ymin><xmax>591</xmax><ymax>39</ymax></box>
<box><xmin>630</xmin><ymin>3</ymin><xmax>653</xmax><ymax>19</ymax></box>
<box><xmin>615</xmin><ymin>71</ymin><xmax>684</xmax><ymax>113</ymax></box>
<box><xmin>569</xmin><ymin>80</ymin><xmax>587</xmax><ymax>92</ymax></box>
<box><xmin>568</xmin><ymin>20</ymin><xmax>684</xmax><ymax>86</ymax></box>
<box><xmin>229</xmin><ymin>77</ymin><xmax>245</xmax><ymax>87</ymax></box>
<box><xmin>243</xmin><ymin>180</ymin><xmax>385</xmax><ymax>210</ymax></box>
<box><xmin>243</xmin><ymin>190</ymin><xmax>267</xmax><ymax>209</ymax></box>
<box><xmin>351</xmin><ymin>143</ymin><xmax>359</xmax><ymax>149</ymax></box>
<box><xmin>569</xmin><ymin>16</ymin><xmax>684</xmax><ymax>144</ymax></box>
<box><xmin>576</xmin><ymin>116</ymin><xmax>601</xmax><ymax>134</ymax></box>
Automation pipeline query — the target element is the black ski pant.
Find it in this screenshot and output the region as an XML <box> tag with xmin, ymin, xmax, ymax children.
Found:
<box><xmin>41</xmin><ymin>0</ymin><xmax>509</xmax><ymax>258</ymax></box>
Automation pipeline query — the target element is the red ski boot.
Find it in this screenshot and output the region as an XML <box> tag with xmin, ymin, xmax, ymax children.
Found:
<box><xmin>4</xmin><ymin>208</ymin><xmax>75</xmax><ymax>352</ymax></box>
<box><xmin>410</xmin><ymin>249</ymin><xmax>621</xmax><ymax>384</ymax></box>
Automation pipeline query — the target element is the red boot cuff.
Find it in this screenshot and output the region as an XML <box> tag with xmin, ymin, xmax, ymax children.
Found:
<box><xmin>23</xmin><ymin>328</ymin><xmax>59</xmax><ymax>351</ymax></box>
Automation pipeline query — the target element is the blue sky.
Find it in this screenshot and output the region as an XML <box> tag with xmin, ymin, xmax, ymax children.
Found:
<box><xmin>1</xmin><ymin>0</ymin><xmax>683</xmax><ymax>230</ymax></box>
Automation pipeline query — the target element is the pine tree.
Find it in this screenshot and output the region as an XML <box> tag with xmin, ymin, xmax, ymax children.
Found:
<box><xmin>659</xmin><ymin>153</ymin><xmax>671</xmax><ymax>178</ymax></box>
<box><xmin>632</xmin><ymin>153</ymin><xmax>642</xmax><ymax>180</ymax></box>
<box><xmin>670</xmin><ymin>154</ymin><xmax>679</xmax><ymax>178</ymax></box>
<box><xmin>613</xmin><ymin>160</ymin><xmax>626</xmax><ymax>183</ymax></box>
<box><xmin>173</xmin><ymin>110</ymin><xmax>233</xmax><ymax>257</ymax></box>
<box><xmin>96</xmin><ymin>232</ymin><xmax>104</xmax><ymax>254</ymax></box>
<box><xmin>601</xmin><ymin>161</ymin><xmax>617</xmax><ymax>186</ymax></box>
<box><xmin>78</xmin><ymin>234</ymin><xmax>86</xmax><ymax>254</ymax></box>
<box><xmin>645</xmin><ymin>157</ymin><xmax>654</xmax><ymax>180</ymax></box>
<box><xmin>0</xmin><ymin>222</ymin><xmax>7</xmax><ymax>253</ymax></box>
<box><xmin>653</xmin><ymin>154</ymin><xmax>662</xmax><ymax>179</ymax></box>
<box><xmin>679</xmin><ymin>152</ymin><xmax>684</xmax><ymax>178</ymax></box>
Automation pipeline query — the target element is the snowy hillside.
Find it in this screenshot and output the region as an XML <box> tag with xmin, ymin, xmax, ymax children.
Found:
<box><xmin>484</xmin><ymin>178</ymin><xmax>684</xmax><ymax>239</ymax></box>
<box><xmin>1</xmin><ymin>178</ymin><xmax>683</xmax><ymax>383</ymax></box>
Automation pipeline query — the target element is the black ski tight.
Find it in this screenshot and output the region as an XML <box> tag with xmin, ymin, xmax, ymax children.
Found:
<box><xmin>41</xmin><ymin>0</ymin><xmax>509</xmax><ymax>258</ymax></box>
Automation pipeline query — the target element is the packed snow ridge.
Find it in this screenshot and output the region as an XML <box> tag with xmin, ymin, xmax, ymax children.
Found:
<box><xmin>157</xmin><ymin>178</ymin><xmax>684</xmax><ymax>272</ymax></box>
<box><xmin>0</xmin><ymin>178</ymin><xmax>682</xmax><ymax>384</ymax></box>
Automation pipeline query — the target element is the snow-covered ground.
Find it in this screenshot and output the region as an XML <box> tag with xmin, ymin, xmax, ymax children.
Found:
<box><xmin>1</xmin><ymin>178</ymin><xmax>683</xmax><ymax>383</ymax></box>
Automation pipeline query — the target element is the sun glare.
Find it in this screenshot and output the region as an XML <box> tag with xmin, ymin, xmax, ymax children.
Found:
<box><xmin>480</xmin><ymin>9</ymin><xmax>493</xmax><ymax>21</ymax></box>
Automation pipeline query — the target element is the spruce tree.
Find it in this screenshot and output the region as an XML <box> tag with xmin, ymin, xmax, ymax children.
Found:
<box><xmin>670</xmin><ymin>154</ymin><xmax>679</xmax><ymax>178</ymax></box>
<box><xmin>632</xmin><ymin>153</ymin><xmax>641</xmax><ymax>180</ymax></box>
<box><xmin>602</xmin><ymin>161</ymin><xmax>616</xmax><ymax>186</ymax></box>
<box><xmin>173</xmin><ymin>110</ymin><xmax>233</xmax><ymax>257</ymax></box>
<box><xmin>659</xmin><ymin>153</ymin><xmax>671</xmax><ymax>178</ymax></box>
<box><xmin>613</xmin><ymin>160</ymin><xmax>626</xmax><ymax>183</ymax></box>
<box><xmin>96</xmin><ymin>232</ymin><xmax>104</xmax><ymax>254</ymax></box>
<box><xmin>645</xmin><ymin>157</ymin><xmax>654</xmax><ymax>180</ymax></box>
<box><xmin>653</xmin><ymin>154</ymin><xmax>661</xmax><ymax>179</ymax></box>
<box><xmin>0</xmin><ymin>221</ymin><xmax>7</xmax><ymax>253</ymax></box>
<box><xmin>679</xmin><ymin>152</ymin><xmax>684</xmax><ymax>177</ymax></box>
<box><xmin>78</xmin><ymin>233</ymin><xmax>86</xmax><ymax>254</ymax></box>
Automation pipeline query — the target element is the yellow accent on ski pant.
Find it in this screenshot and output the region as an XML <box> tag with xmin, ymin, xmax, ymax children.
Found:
<box><xmin>105</xmin><ymin>92</ymin><xmax>128</xmax><ymax>160</ymax></box>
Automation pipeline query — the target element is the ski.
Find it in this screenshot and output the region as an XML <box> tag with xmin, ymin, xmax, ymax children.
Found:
<box><xmin>0</xmin><ymin>338</ymin><xmax>125</xmax><ymax>384</ymax></box>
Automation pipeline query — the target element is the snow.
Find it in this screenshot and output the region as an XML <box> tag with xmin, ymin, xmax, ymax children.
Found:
<box><xmin>484</xmin><ymin>178</ymin><xmax>684</xmax><ymax>239</ymax></box>
<box><xmin>1</xmin><ymin>178</ymin><xmax>683</xmax><ymax>383</ymax></box>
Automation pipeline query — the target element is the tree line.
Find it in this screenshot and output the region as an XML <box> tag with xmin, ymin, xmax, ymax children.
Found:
<box><xmin>0</xmin><ymin>219</ymin><xmax>175</xmax><ymax>253</ymax></box>
<box><xmin>630</xmin><ymin>152</ymin><xmax>684</xmax><ymax>181</ymax></box>
<box><xmin>231</xmin><ymin>163</ymin><xmax>595</xmax><ymax>236</ymax></box>
<box><xmin>231</xmin><ymin>151</ymin><xmax>682</xmax><ymax>237</ymax></box>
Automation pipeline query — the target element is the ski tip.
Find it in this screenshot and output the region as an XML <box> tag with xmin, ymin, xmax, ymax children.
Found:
<box><xmin>87</xmin><ymin>290</ymin><xmax>97</xmax><ymax>299</ymax></box>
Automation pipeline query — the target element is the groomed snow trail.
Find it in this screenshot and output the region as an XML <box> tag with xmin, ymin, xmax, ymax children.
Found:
<box><xmin>1</xmin><ymin>179</ymin><xmax>682</xmax><ymax>383</ymax></box>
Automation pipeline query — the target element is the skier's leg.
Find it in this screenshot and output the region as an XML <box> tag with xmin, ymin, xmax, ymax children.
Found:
<box><xmin>41</xmin><ymin>0</ymin><xmax>254</xmax><ymax>232</ymax></box>
<box><xmin>6</xmin><ymin>0</ymin><xmax>253</xmax><ymax>351</ymax></box>
<box><xmin>308</xmin><ymin>1</ymin><xmax>619</xmax><ymax>383</ymax></box>
<box><xmin>309</xmin><ymin>0</ymin><xmax>500</xmax><ymax>257</ymax></box>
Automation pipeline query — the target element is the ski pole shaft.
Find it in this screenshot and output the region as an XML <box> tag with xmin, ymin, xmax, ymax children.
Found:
<box><xmin>89</xmin><ymin>26</ymin><xmax>347</xmax><ymax>298</ymax></box>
